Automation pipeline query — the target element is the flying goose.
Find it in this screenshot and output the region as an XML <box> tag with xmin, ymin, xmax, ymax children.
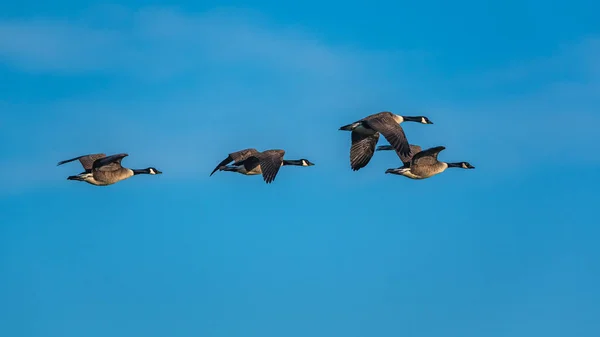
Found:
<box><xmin>57</xmin><ymin>153</ymin><xmax>162</xmax><ymax>186</ymax></box>
<box><xmin>384</xmin><ymin>146</ymin><xmax>474</xmax><ymax>179</ymax></box>
<box><xmin>339</xmin><ymin>111</ymin><xmax>433</xmax><ymax>171</ymax></box>
<box><xmin>211</xmin><ymin>148</ymin><xmax>314</xmax><ymax>184</ymax></box>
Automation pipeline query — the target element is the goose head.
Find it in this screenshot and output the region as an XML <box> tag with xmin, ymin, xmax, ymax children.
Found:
<box><xmin>133</xmin><ymin>167</ymin><xmax>163</xmax><ymax>175</ymax></box>
<box><xmin>419</xmin><ymin>116</ymin><xmax>434</xmax><ymax>124</ymax></box>
<box><xmin>300</xmin><ymin>159</ymin><xmax>315</xmax><ymax>166</ymax></box>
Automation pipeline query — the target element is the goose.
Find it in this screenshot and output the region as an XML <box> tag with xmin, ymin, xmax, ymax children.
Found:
<box><xmin>57</xmin><ymin>153</ymin><xmax>162</xmax><ymax>186</ymax></box>
<box><xmin>210</xmin><ymin>148</ymin><xmax>314</xmax><ymax>184</ymax></box>
<box><xmin>384</xmin><ymin>146</ymin><xmax>474</xmax><ymax>179</ymax></box>
<box><xmin>339</xmin><ymin>111</ymin><xmax>433</xmax><ymax>171</ymax></box>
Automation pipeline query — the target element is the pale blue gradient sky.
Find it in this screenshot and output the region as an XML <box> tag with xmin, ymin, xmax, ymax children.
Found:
<box><xmin>1</xmin><ymin>2</ymin><xmax>600</xmax><ymax>337</ymax></box>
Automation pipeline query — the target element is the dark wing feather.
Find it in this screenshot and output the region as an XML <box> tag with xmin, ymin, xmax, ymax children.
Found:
<box><xmin>57</xmin><ymin>153</ymin><xmax>106</xmax><ymax>171</ymax></box>
<box><xmin>209</xmin><ymin>155</ymin><xmax>233</xmax><ymax>176</ymax></box>
<box><xmin>399</xmin><ymin>144</ymin><xmax>422</xmax><ymax>166</ymax></box>
<box><xmin>411</xmin><ymin>146</ymin><xmax>445</xmax><ymax>168</ymax></box>
<box><xmin>209</xmin><ymin>148</ymin><xmax>259</xmax><ymax>176</ymax></box>
<box><xmin>363</xmin><ymin>115</ymin><xmax>411</xmax><ymax>157</ymax></box>
<box><xmin>92</xmin><ymin>153</ymin><xmax>128</xmax><ymax>172</ymax></box>
<box><xmin>350</xmin><ymin>132</ymin><xmax>379</xmax><ymax>171</ymax></box>
<box><xmin>257</xmin><ymin>150</ymin><xmax>285</xmax><ymax>184</ymax></box>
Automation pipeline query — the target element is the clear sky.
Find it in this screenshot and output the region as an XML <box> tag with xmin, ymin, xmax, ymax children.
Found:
<box><xmin>1</xmin><ymin>1</ymin><xmax>599</xmax><ymax>337</ymax></box>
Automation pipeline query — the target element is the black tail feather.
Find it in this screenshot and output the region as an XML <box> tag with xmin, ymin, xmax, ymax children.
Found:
<box><xmin>339</xmin><ymin>123</ymin><xmax>356</xmax><ymax>131</ymax></box>
<box><xmin>219</xmin><ymin>166</ymin><xmax>238</xmax><ymax>172</ymax></box>
<box><xmin>376</xmin><ymin>145</ymin><xmax>394</xmax><ymax>151</ymax></box>
<box><xmin>210</xmin><ymin>156</ymin><xmax>235</xmax><ymax>176</ymax></box>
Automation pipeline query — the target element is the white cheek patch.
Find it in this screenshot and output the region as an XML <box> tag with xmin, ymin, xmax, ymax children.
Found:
<box><xmin>421</xmin><ymin>117</ymin><xmax>427</xmax><ymax>124</ymax></box>
<box><xmin>149</xmin><ymin>169</ymin><xmax>156</xmax><ymax>174</ymax></box>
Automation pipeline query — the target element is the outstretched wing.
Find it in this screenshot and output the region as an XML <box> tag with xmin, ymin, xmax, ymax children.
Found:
<box><xmin>92</xmin><ymin>153</ymin><xmax>129</xmax><ymax>172</ymax></box>
<box><xmin>57</xmin><ymin>153</ymin><xmax>106</xmax><ymax>171</ymax></box>
<box><xmin>210</xmin><ymin>148</ymin><xmax>259</xmax><ymax>176</ymax></box>
<box><xmin>230</xmin><ymin>148</ymin><xmax>260</xmax><ymax>165</ymax></box>
<box><xmin>363</xmin><ymin>114</ymin><xmax>411</xmax><ymax>157</ymax></box>
<box><xmin>411</xmin><ymin>146</ymin><xmax>445</xmax><ymax>168</ymax></box>
<box><xmin>350</xmin><ymin>132</ymin><xmax>380</xmax><ymax>171</ymax></box>
<box><xmin>257</xmin><ymin>149</ymin><xmax>285</xmax><ymax>184</ymax></box>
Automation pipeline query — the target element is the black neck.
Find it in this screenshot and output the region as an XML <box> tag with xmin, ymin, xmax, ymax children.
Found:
<box><xmin>447</xmin><ymin>162</ymin><xmax>463</xmax><ymax>168</ymax></box>
<box><xmin>282</xmin><ymin>159</ymin><xmax>303</xmax><ymax>166</ymax></box>
<box><xmin>132</xmin><ymin>168</ymin><xmax>150</xmax><ymax>175</ymax></box>
<box><xmin>402</xmin><ymin>116</ymin><xmax>423</xmax><ymax>122</ymax></box>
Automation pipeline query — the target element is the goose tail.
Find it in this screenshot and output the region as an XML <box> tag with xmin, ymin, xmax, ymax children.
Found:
<box><xmin>376</xmin><ymin>145</ymin><xmax>394</xmax><ymax>151</ymax></box>
<box><xmin>339</xmin><ymin>122</ymin><xmax>359</xmax><ymax>131</ymax></box>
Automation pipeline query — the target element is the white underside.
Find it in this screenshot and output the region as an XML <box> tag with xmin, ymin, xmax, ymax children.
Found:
<box><xmin>80</xmin><ymin>173</ymin><xmax>110</xmax><ymax>186</ymax></box>
<box><xmin>396</xmin><ymin>169</ymin><xmax>425</xmax><ymax>179</ymax></box>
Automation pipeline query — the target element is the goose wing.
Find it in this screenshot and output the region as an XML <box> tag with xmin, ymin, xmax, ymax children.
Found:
<box><xmin>210</xmin><ymin>148</ymin><xmax>259</xmax><ymax>176</ymax></box>
<box><xmin>92</xmin><ymin>153</ymin><xmax>128</xmax><ymax>172</ymax></box>
<box><xmin>363</xmin><ymin>111</ymin><xmax>392</xmax><ymax>120</ymax></box>
<box><xmin>362</xmin><ymin>114</ymin><xmax>411</xmax><ymax>157</ymax></box>
<box><xmin>230</xmin><ymin>148</ymin><xmax>260</xmax><ymax>165</ymax></box>
<box><xmin>350</xmin><ymin>132</ymin><xmax>380</xmax><ymax>171</ymax></box>
<box><xmin>57</xmin><ymin>153</ymin><xmax>106</xmax><ymax>171</ymax></box>
<box><xmin>399</xmin><ymin>144</ymin><xmax>422</xmax><ymax>166</ymax></box>
<box><xmin>254</xmin><ymin>149</ymin><xmax>285</xmax><ymax>184</ymax></box>
<box><xmin>411</xmin><ymin>146</ymin><xmax>445</xmax><ymax>168</ymax></box>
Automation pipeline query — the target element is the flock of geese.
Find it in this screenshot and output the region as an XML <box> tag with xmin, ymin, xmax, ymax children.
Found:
<box><xmin>56</xmin><ymin>111</ymin><xmax>475</xmax><ymax>186</ymax></box>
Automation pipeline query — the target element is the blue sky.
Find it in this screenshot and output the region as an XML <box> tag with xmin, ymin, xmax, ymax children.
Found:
<box><xmin>1</xmin><ymin>1</ymin><xmax>599</xmax><ymax>336</ymax></box>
